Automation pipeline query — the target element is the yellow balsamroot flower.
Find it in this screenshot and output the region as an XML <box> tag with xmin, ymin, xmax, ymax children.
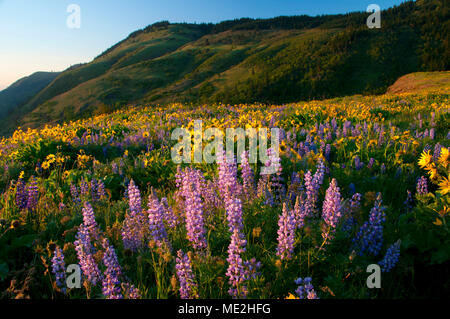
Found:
<box><xmin>426</xmin><ymin>165</ymin><xmax>439</xmax><ymax>180</ymax></box>
<box><xmin>56</xmin><ymin>156</ymin><xmax>66</xmax><ymax>164</ymax></box>
<box><xmin>438</xmin><ymin>148</ymin><xmax>449</xmax><ymax>167</ymax></box>
<box><xmin>438</xmin><ymin>175</ymin><xmax>450</xmax><ymax>196</ymax></box>
<box><xmin>418</xmin><ymin>150</ymin><xmax>433</xmax><ymax>169</ymax></box>
<box><xmin>42</xmin><ymin>161</ymin><xmax>50</xmax><ymax>170</ymax></box>
<box><xmin>46</xmin><ymin>154</ymin><xmax>56</xmax><ymax>164</ymax></box>
<box><xmin>285</xmin><ymin>293</ymin><xmax>299</xmax><ymax>299</ymax></box>
<box><xmin>19</xmin><ymin>171</ymin><xmax>25</xmax><ymax>179</ymax></box>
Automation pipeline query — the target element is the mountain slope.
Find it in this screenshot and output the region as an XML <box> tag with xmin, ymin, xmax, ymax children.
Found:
<box><xmin>0</xmin><ymin>72</ymin><xmax>60</xmax><ymax>119</ymax></box>
<box><xmin>1</xmin><ymin>0</ymin><xmax>448</xmax><ymax>135</ymax></box>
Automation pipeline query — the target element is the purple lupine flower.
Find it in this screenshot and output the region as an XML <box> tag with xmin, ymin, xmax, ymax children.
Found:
<box><xmin>26</xmin><ymin>176</ymin><xmax>39</xmax><ymax>212</ymax></box>
<box><xmin>101</xmin><ymin>238</ymin><xmax>123</xmax><ymax>299</ymax></box>
<box><xmin>111</xmin><ymin>163</ymin><xmax>119</xmax><ymax>174</ymax></box>
<box><xmin>128</xmin><ymin>179</ymin><xmax>142</xmax><ymax>213</ymax></box>
<box><xmin>378</xmin><ymin>240</ymin><xmax>401</xmax><ymax>273</ymax></box>
<box><xmin>287</xmin><ymin>172</ymin><xmax>302</xmax><ymax>204</ymax></box>
<box><xmin>70</xmin><ymin>184</ymin><xmax>81</xmax><ymax>205</ymax></box>
<box><xmin>267</xmin><ymin>148</ymin><xmax>285</xmax><ymax>203</ymax></box>
<box><xmin>321</xmin><ymin>178</ymin><xmax>342</xmax><ymax>242</ymax></box>
<box><xmin>429</xmin><ymin>128</ymin><xmax>435</xmax><ymax>140</ymax></box>
<box><xmin>243</xmin><ymin>258</ymin><xmax>262</xmax><ymax>280</ymax></box>
<box><xmin>175</xmin><ymin>250</ymin><xmax>199</xmax><ymax>299</ymax></box>
<box><xmin>51</xmin><ymin>247</ymin><xmax>66</xmax><ymax>293</ymax></box>
<box><xmin>303</xmin><ymin>160</ymin><xmax>325</xmax><ymax>217</ymax></box>
<box><xmin>324</xmin><ymin>144</ymin><xmax>331</xmax><ymax>161</ymax></box>
<box><xmin>276</xmin><ymin>203</ymin><xmax>296</xmax><ymax>260</ymax></box>
<box><xmin>423</xmin><ymin>144</ymin><xmax>432</xmax><ymax>153</ymax></box>
<box><xmin>354</xmin><ymin>156</ymin><xmax>364</xmax><ymax>170</ymax></box>
<box><xmin>367</xmin><ymin>158</ymin><xmax>375</xmax><ymax>169</ymax></box>
<box><xmin>122</xmin><ymin>180</ymin><xmax>147</xmax><ymax>252</ymax></box>
<box><xmin>123</xmin><ymin>283</ymin><xmax>141</xmax><ymax>299</ymax></box>
<box><xmin>240</xmin><ymin>151</ymin><xmax>256</xmax><ymax>201</ymax></box>
<box><xmin>226</xmin><ymin>230</ymin><xmax>248</xmax><ymax>298</ymax></box>
<box><xmin>380</xmin><ymin>163</ymin><xmax>386</xmax><ymax>174</ymax></box>
<box><xmin>80</xmin><ymin>178</ymin><xmax>89</xmax><ymax>197</ymax></box>
<box><xmin>416</xmin><ymin>176</ymin><xmax>428</xmax><ymax>195</ymax></box>
<box><xmin>294</xmin><ymin>195</ymin><xmax>307</xmax><ymax>229</ymax></box>
<box><xmin>404</xmin><ymin>190</ymin><xmax>413</xmax><ymax>213</ymax></box>
<box><xmin>81</xmin><ymin>202</ymin><xmax>100</xmax><ymax>241</ymax></box>
<box><xmin>433</xmin><ymin>143</ymin><xmax>442</xmax><ymax>163</ymax></box>
<box><xmin>74</xmin><ymin>224</ymin><xmax>102</xmax><ymax>285</ymax></box>
<box><xmin>303</xmin><ymin>170</ymin><xmax>315</xmax><ymax>216</ymax></box>
<box><xmin>226</xmin><ymin>197</ymin><xmax>244</xmax><ymax>234</ymax></box>
<box><xmin>256</xmin><ymin>149</ymin><xmax>282</xmax><ymax>207</ymax></box>
<box><xmin>295</xmin><ymin>277</ymin><xmax>319</xmax><ymax>299</ymax></box>
<box><xmin>97</xmin><ymin>179</ymin><xmax>107</xmax><ymax>200</ymax></box>
<box><xmin>201</xmin><ymin>180</ymin><xmax>221</xmax><ymax>212</ymax></box>
<box><xmin>177</xmin><ymin>168</ymin><xmax>208</xmax><ymax>250</ymax></box>
<box><xmin>341</xmin><ymin>193</ymin><xmax>362</xmax><ymax>234</ymax></box>
<box><xmin>90</xmin><ymin>178</ymin><xmax>100</xmax><ymax>202</ymax></box>
<box><xmin>218</xmin><ymin>152</ymin><xmax>242</xmax><ymax>204</ymax></box>
<box><xmin>161</xmin><ymin>197</ymin><xmax>180</xmax><ymax>228</ymax></box>
<box><xmin>352</xmin><ymin>193</ymin><xmax>386</xmax><ymax>256</ymax></box>
<box><xmin>147</xmin><ymin>193</ymin><xmax>171</xmax><ymax>252</ymax></box>
<box><xmin>15</xmin><ymin>178</ymin><xmax>28</xmax><ymax>210</ymax></box>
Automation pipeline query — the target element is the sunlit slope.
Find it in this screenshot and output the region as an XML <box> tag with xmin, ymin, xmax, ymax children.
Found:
<box><xmin>387</xmin><ymin>71</ymin><xmax>450</xmax><ymax>94</ymax></box>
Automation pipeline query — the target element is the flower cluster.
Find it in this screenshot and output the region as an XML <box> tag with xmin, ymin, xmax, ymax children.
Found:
<box><xmin>276</xmin><ymin>203</ymin><xmax>296</xmax><ymax>260</ymax></box>
<box><xmin>240</xmin><ymin>151</ymin><xmax>256</xmax><ymax>201</ymax></box>
<box><xmin>176</xmin><ymin>168</ymin><xmax>208</xmax><ymax>250</ymax></box>
<box><xmin>378</xmin><ymin>240</ymin><xmax>401</xmax><ymax>273</ymax></box>
<box><xmin>175</xmin><ymin>250</ymin><xmax>199</xmax><ymax>299</ymax></box>
<box><xmin>101</xmin><ymin>238</ymin><xmax>123</xmax><ymax>299</ymax></box>
<box><xmin>122</xmin><ymin>180</ymin><xmax>147</xmax><ymax>252</ymax></box>
<box><xmin>226</xmin><ymin>230</ymin><xmax>248</xmax><ymax>298</ymax></box>
<box><xmin>294</xmin><ymin>277</ymin><xmax>319</xmax><ymax>299</ymax></box>
<box><xmin>51</xmin><ymin>246</ymin><xmax>66</xmax><ymax>293</ymax></box>
<box><xmin>147</xmin><ymin>193</ymin><xmax>171</xmax><ymax>252</ymax></box>
<box><xmin>26</xmin><ymin>176</ymin><xmax>39</xmax><ymax>212</ymax></box>
<box><xmin>352</xmin><ymin>193</ymin><xmax>386</xmax><ymax>256</ymax></box>
<box><xmin>416</xmin><ymin>176</ymin><xmax>428</xmax><ymax>195</ymax></box>
<box><xmin>321</xmin><ymin>178</ymin><xmax>342</xmax><ymax>242</ymax></box>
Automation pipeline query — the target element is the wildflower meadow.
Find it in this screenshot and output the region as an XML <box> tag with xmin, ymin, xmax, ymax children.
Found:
<box><xmin>0</xmin><ymin>90</ymin><xmax>448</xmax><ymax>299</ymax></box>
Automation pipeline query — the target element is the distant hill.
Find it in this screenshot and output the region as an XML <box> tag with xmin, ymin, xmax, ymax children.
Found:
<box><xmin>0</xmin><ymin>71</ymin><xmax>60</xmax><ymax>120</ymax></box>
<box><xmin>387</xmin><ymin>71</ymin><xmax>450</xmax><ymax>94</ymax></box>
<box><xmin>0</xmin><ymin>0</ymin><xmax>448</xmax><ymax>135</ymax></box>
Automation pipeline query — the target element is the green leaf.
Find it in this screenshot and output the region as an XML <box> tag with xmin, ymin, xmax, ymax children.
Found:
<box><xmin>11</xmin><ymin>234</ymin><xmax>38</xmax><ymax>248</ymax></box>
<box><xmin>430</xmin><ymin>248</ymin><xmax>450</xmax><ymax>265</ymax></box>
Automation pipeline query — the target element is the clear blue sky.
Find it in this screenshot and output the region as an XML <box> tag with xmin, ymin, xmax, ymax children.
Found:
<box><xmin>0</xmin><ymin>0</ymin><xmax>407</xmax><ymax>91</ymax></box>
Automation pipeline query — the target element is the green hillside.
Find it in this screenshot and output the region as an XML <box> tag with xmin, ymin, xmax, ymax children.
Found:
<box><xmin>1</xmin><ymin>0</ymin><xmax>448</xmax><ymax>135</ymax></box>
<box><xmin>0</xmin><ymin>72</ymin><xmax>60</xmax><ymax>119</ymax></box>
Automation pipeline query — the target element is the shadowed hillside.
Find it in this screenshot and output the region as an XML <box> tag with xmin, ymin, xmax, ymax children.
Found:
<box><xmin>0</xmin><ymin>72</ymin><xmax>60</xmax><ymax>119</ymax></box>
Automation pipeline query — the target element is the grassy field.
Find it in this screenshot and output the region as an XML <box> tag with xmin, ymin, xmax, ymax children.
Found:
<box><xmin>0</xmin><ymin>80</ymin><xmax>448</xmax><ymax>299</ymax></box>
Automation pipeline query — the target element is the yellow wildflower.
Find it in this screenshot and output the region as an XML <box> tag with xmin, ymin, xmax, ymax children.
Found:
<box><xmin>438</xmin><ymin>148</ymin><xmax>449</xmax><ymax>167</ymax></box>
<box><xmin>418</xmin><ymin>151</ymin><xmax>433</xmax><ymax>169</ymax></box>
<box><xmin>438</xmin><ymin>175</ymin><xmax>450</xmax><ymax>196</ymax></box>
